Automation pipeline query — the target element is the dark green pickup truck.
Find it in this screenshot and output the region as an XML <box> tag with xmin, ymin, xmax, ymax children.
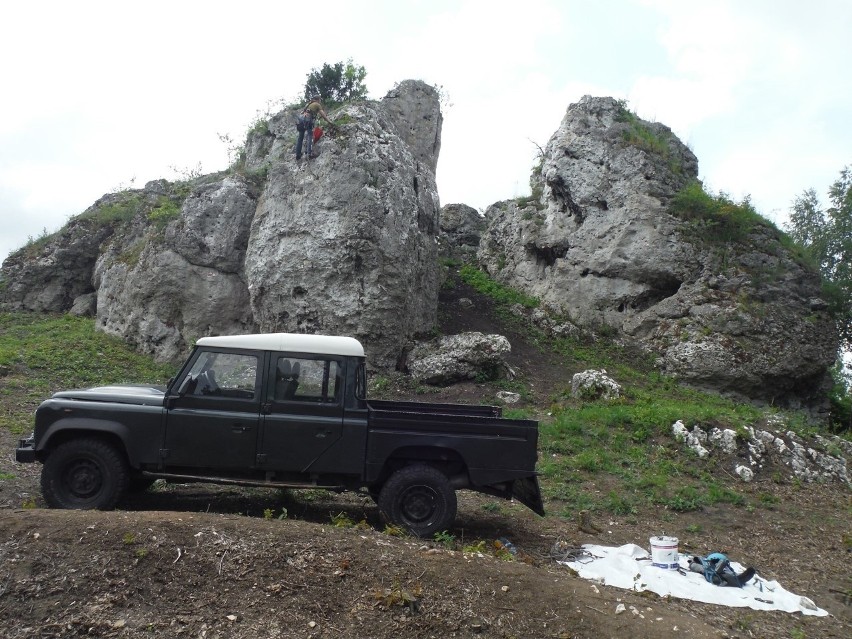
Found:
<box><xmin>16</xmin><ymin>333</ymin><xmax>544</xmax><ymax>536</ymax></box>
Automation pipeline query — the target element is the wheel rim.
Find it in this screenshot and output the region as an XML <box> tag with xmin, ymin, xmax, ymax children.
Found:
<box><xmin>399</xmin><ymin>485</ymin><xmax>439</xmax><ymax>523</ymax></box>
<box><xmin>63</xmin><ymin>458</ymin><xmax>103</xmax><ymax>501</ymax></box>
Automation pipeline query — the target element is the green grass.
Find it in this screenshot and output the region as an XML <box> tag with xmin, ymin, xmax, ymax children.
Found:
<box><xmin>147</xmin><ymin>197</ymin><xmax>181</xmax><ymax>229</ymax></box>
<box><xmin>78</xmin><ymin>193</ymin><xmax>144</xmax><ymax>226</ymax></box>
<box><xmin>458</xmin><ymin>265</ymin><xmax>539</xmax><ymax>309</ymax></box>
<box><xmin>670</xmin><ymin>180</ymin><xmax>792</xmax><ymax>250</ymax></box>
<box><xmin>615</xmin><ymin>100</ymin><xmax>681</xmax><ymax>173</ymax></box>
<box><xmin>537</xmin><ymin>381</ymin><xmax>763</xmax><ymax>515</ymax></box>
<box><xmin>0</xmin><ymin>313</ymin><xmax>175</xmax><ymax>434</ymax></box>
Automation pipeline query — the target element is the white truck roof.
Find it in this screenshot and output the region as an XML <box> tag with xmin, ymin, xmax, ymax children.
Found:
<box><xmin>196</xmin><ymin>333</ymin><xmax>365</xmax><ymax>357</ymax></box>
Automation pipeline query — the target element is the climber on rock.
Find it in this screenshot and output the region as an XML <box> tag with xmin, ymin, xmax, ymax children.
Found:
<box><xmin>295</xmin><ymin>96</ymin><xmax>333</xmax><ymax>160</ymax></box>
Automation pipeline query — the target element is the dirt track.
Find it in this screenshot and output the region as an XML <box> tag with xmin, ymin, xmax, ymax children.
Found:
<box><xmin>0</xmin><ymin>459</ymin><xmax>849</xmax><ymax>639</ymax></box>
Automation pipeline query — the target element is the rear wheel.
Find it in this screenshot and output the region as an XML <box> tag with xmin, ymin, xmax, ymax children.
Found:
<box><xmin>41</xmin><ymin>438</ymin><xmax>129</xmax><ymax>510</ymax></box>
<box><xmin>378</xmin><ymin>465</ymin><xmax>457</xmax><ymax>537</ymax></box>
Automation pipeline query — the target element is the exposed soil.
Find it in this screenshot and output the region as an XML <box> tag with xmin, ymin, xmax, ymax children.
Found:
<box><xmin>0</xmin><ymin>280</ymin><xmax>849</xmax><ymax>638</ymax></box>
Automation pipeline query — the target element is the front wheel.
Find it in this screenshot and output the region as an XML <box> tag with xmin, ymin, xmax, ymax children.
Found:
<box><xmin>378</xmin><ymin>465</ymin><xmax>457</xmax><ymax>537</ymax></box>
<box><xmin>41</xmin><ymin>438</ymin><xmax>129</xmax><ymax>510</ymax></box>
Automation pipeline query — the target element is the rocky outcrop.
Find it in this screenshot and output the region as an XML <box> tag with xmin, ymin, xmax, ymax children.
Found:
<box><xmin>2</xmin><ymin>81</ymin><xmax>443</xmax><ymax>367</ymax></box>
<box><xmin>0</xmin><ymin>211</ymin><xmax>117</xmax><ymax>313</ymax></box>
<box><xmin>478</xmin><ymin>96</ymin><xmax>838</xmax><ymax>409</ymax></box>
<box><xmin>672</xmin><ymin>417</ymin><xmax>851</xmax><ymax>484</ymax></box>
<box><xmin>93</xmin><ymin>176</ymin><xmax>258</xmax><ymax>359</ymax></box>
<box><xmin>0</xmin><ymin>89</ymin><xmax>839</xmax><ymax>409</ymax></box>
<box><xmin>439</xmin><ymin>203</ymin><xmax>486</xmax><ymax>262</ymax></box>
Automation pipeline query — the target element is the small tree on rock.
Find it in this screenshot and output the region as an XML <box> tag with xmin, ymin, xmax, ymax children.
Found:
<box><xmin>303</xmin><ymin>59</ymin><xmax>368</xmax><ymax>105</ymax></box>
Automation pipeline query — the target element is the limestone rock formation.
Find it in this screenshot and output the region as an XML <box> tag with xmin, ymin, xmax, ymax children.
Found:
<box><xmin>242</xmin><ymin>83</ymin><xmax>442</xmax><ymax>368</ymax></box>
<box><xmin>0</xmin><ymin>204</ymin><xmax>120</xmax><ymax>313</ymax></box>
<box><xmin>0</xmin><ymin>89</ymin><xmax>839</xmax><ymax>409</ymax></box>
<box><xmin>1</xmin><ymin>81</ymin><xmax>444</xmax><ymax>366</ymax></box>
<box><xmin>672</xmin><ymin>417</ymin><xmax>851</xmax><ymax>484</ymax></box>
<box><xmin>93</xmin><ymin>176</ymin><xmax>259</xmax><ymax>359</ymax></box>
<box><xmin>439</xmin><ymin>203</ymin><xmax>486</xmax><ymax>262</ymax></box>
<box><xmin>478</xmin><ymin>96</ymin><xmax>838</xmax><ymax>408</ymax></box>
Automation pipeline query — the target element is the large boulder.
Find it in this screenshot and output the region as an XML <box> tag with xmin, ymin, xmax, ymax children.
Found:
<box><xmin>479</xmin><ymin>96</ymin><xmax>838</xmax><ymax>409</ymax></box>
<box><xmin>407</xmin><ymin>332</ymin><xmax>511</xmax><ymax>385</ymax></box>
<box><xmin>242</xmin><ymin>82</ymin><xmax>442</xmax><ymax>368</ymax></box>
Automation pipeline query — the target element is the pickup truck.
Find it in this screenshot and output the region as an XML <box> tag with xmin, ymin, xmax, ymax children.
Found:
<box><xmin>16</xmin><ymin>333</ymin><xmax>543</xmax><ymax>536</ymax></box>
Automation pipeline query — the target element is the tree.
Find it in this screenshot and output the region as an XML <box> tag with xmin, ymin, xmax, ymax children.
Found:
<box><xmin>786</xmin><ymin>165</ymin><xmax>852</xmax><ymax>349</ymax></box>
<box><xmin>788</xmin><ymin>166</ymin><xmax>852</xmax><ymax>431</ymax></box>
<box><xmin>303</xmin><ymin>59</ymin><xmax>368</xmax><ymax>104</ymax></box>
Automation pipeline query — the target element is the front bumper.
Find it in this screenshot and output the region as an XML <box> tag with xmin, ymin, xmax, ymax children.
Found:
<box><xmin>15</xmin><ymin>437</ymin><xmax>36</xmax><ymax>463</ymax></box>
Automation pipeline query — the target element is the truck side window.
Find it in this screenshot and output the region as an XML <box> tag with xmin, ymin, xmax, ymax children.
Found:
<box><xmin>183</xmin><ymin>352</ymin><xmax>258</xmax><ymax>399</ymax></box>
<box><xmin>355</xmin><ymin>362</ymin><xmax>366</xmax><ymax>400</ymax></box>
<box><xmin>274</xmin><ymin>357</ymin><xmax>340</xmax><ymax>403</ymax></box>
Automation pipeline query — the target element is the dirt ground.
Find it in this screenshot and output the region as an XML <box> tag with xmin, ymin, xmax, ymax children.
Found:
<box><xmin>0</xmin><ymin>281</ymin><xmax>850</xmax><ymax>638</ymax></box>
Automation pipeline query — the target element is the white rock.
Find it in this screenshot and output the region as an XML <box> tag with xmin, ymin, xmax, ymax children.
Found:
<box><xmin>734</xmin><ymin>465</ymin><xmax>754</xmax><ymax>482</ymax></box>
<box><xmin>496</xmin><ymin>391</ymin><xmax>521</xmax><ymax>404</ymax></box>
<box><xmin>571</xmin><ymin>369</ymin><xmax>621</xmax><ymax>400</ymax></box>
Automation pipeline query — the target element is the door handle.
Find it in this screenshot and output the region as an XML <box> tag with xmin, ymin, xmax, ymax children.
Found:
<box><xmin>315</xmin><ymin>430</ymin><xmax>331</xmax><ymax>438</ymax></box>
<box><xmin>232</xmin><ymin>424</ymin><xmax>251</xmax><ymax>433</ymax></box>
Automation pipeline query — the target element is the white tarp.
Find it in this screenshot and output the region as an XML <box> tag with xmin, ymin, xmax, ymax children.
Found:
<box><xmin>561</xmin><ymin>543</ymin><xmax>827</xmax><ymax>617</ymax></box>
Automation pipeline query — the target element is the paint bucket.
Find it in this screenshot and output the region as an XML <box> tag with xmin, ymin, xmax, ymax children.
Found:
<box><xmin>649</xmin><ymin>536</ymin><xmax>679</xmax><ymax>570</ymax></box>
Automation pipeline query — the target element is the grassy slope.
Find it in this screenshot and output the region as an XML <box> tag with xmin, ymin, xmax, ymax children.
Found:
<box><xmin>0</xmin><ymin>309</ymin><xmax>843</xmax><ymax>521</ymax></box>
<box><xmin>452</xmin><ymin>264</ymin><xmax>847</xmax><ymax>519</ymax></box>
<box><xmin>0</xmin><ymin>312</ymin><xmax>175</xmax><ymax>435</ymax></box>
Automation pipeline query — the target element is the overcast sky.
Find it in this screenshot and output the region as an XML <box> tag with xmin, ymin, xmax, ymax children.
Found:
<box><xmin>1</xmin><ymin>0</ymin><xmax>850</xmax><ymax>265</ymax></box>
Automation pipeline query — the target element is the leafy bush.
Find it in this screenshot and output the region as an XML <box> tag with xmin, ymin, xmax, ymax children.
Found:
<box><xmin>786</xmin><ymin>166</ymin><xmax>852</xmax><ymax>351</ymax></box>
<box><xmin>828</xmin><ymin>359</ymin><xmax>852</xmax><ymax>432</ymax></box>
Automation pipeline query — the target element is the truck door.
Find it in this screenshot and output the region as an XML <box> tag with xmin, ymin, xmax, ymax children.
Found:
<box><xmin>259</xmin><ymin>354</ymin><xmax>344</xmax><ymax>473</ymax></box>
<box><xmin>164</xmin><ymin>349</ymin><xmax>262</xmax><ymax>470</ymax></box>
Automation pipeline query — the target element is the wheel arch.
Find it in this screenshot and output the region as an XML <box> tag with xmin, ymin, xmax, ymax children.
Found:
<box><xmin>38</xmin><ymin>420</ymin><xmax>133</xmax><ymax>466</ymax></box>
<box><xmin>371</xmin><ymin>445</ymin><xmax>470</xmax><ymax>489</ymax></box>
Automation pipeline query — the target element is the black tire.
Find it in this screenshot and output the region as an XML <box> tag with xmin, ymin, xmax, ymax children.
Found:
<box><xmin>41</xmin><ymin>438</ymin><xmax>129</xmax><ymax>510</ymax></box>
<box><xmin>378</xmin><ymin>465</ymin><xmax>457</xmax><ymax>537</ymax></box>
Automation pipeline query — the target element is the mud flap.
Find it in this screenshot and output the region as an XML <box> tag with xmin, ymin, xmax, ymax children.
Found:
<box><xmin>511</xmin><ymin>475</ymin><xmax>545</xmax><ymax>516</ymax></box>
